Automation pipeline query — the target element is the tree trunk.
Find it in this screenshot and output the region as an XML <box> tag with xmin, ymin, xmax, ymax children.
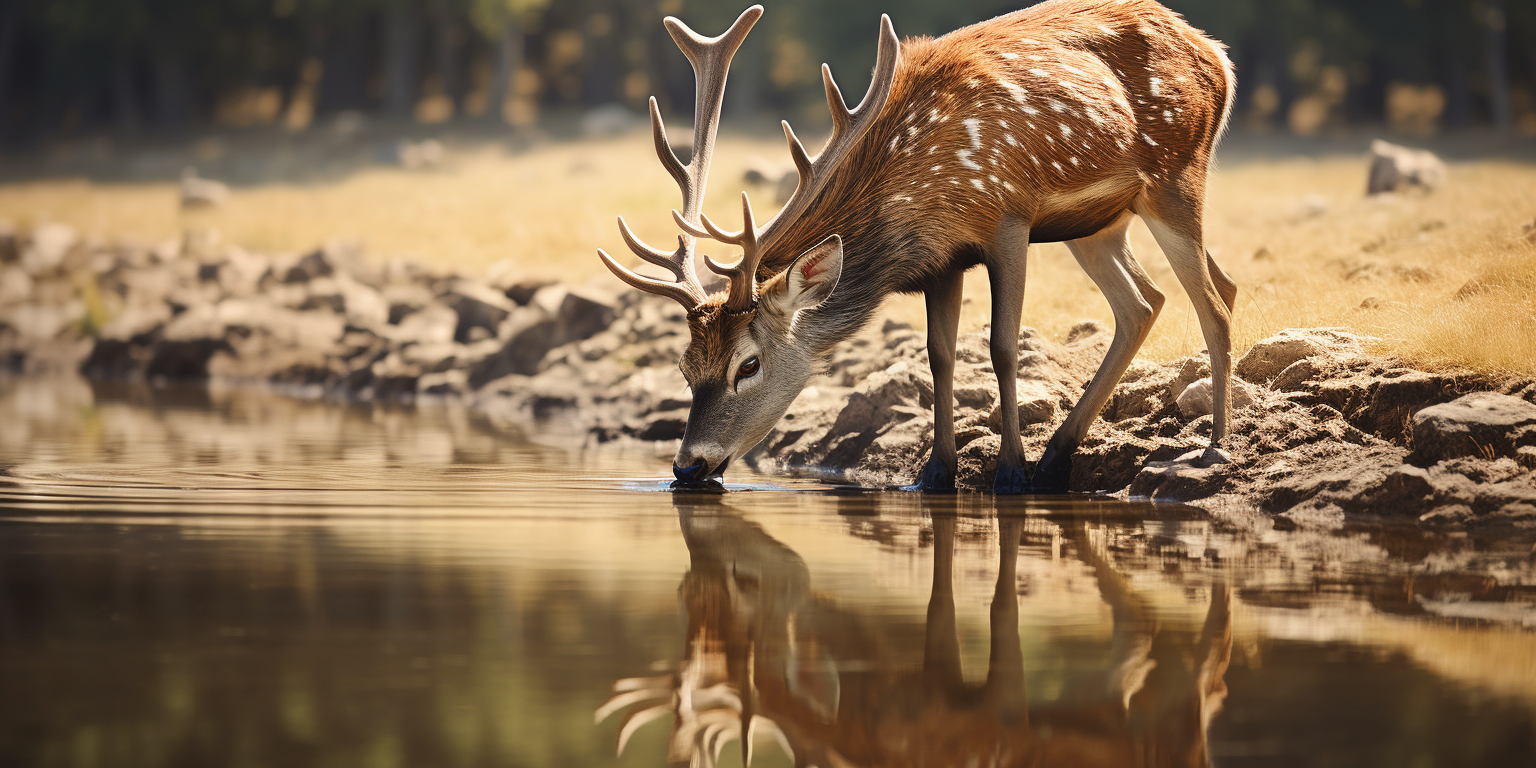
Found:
<box><xmin>319</xmin><ymin>24</ymin><xmax>369</xmax><ymax>115</ymax></box>
<box><xmin>433</xmin><ymin>6</ymin><xmax>459</xmax><ymax>117</ymax></box>
<box><xmin>1484</xmin><ymin>1</ymin><xmax>1512</xmax><ymax>130</ymax></box>
<box><xmin>383</xmin><ymin>0</ymin><xmax>420</xmax><ymax>120</ymax></box>
<box><xmin>0</xmin><ymin>0</ymin><xmax>21</xmax><ymax>130</ymax></box>
<box><xmin>112</xmin><ymin>59</ymin><xmax>141</xmax><ymax>136</ymax></box>
<box><xmin>152</xmin><ymin>51</ymin><xmax>193</xmax><ymax>132</ymax></box>
<box><xmin>489</xmin><ymin>18</ymin><xmax>520</xmax><ymax>124</ymax></box>
<box><xmin>1443</xmin><ymin>50</ymin><xmax>1473</xmax><ymax>129</ymax></box>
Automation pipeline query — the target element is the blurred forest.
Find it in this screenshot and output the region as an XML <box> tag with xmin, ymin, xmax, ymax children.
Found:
<box><xmin>0</xmin><ymin>0</ymin><xmax>1534</xmax><ymax>145</ymax></box>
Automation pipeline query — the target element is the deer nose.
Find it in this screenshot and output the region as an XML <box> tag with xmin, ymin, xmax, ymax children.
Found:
<box><xmin>673</xmin><ymin>458</ymin><xmax>710</xmax><ymax>484</ymax></box>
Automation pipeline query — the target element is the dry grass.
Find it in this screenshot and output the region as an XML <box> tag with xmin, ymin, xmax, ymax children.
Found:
<box><xmin>1</xmin><ymin>131</ymin><xmax>1533</xmax><ymax>373</ymax></box>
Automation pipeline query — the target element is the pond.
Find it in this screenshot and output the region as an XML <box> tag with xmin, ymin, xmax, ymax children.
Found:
<box><xmin>1</xmin><ymin>376</ymin><xmax>1533</xmax><ymax>767</ymax></box>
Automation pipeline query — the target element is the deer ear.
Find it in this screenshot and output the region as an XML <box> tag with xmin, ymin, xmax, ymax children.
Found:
<box><xmin>771</xmin><ymin>235</ymin><xmax>842</xmax><ymax>314</ymax></box>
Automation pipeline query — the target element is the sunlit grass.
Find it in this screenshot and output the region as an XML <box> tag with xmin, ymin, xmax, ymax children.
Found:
<box><xmin>1</xmin><ymin>131</ymin><xmax>1533</xmax><ymax>374</ymax></box>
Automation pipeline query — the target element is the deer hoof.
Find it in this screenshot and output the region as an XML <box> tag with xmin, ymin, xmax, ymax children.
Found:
<box><xmin>904</xmin><ymin>458</ymin><xmax>956</xmax><ymax>493</ymax></box>
<box><xmin>1029</xmin><ymin>453</ymin><xmax>1072</xmax><ymax>494</ymax></box>
<box><xmin>993</xmin><ymin>463</ymin><xmax>1031</xmax><ymax>495</ymax></box>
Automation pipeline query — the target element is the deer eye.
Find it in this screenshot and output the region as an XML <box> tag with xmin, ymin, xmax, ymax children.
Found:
<box><xmin>736</xmin><ymin>356</ymin><xmax>760</xmax><ymax>382</ymax></box>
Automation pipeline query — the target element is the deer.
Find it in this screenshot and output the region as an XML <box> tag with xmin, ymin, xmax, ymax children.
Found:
<box><xmin>597</xmin><ymin>0</ymin><xmax>1239</xmax><ymax>493</ymax></box>
<box><xmin>596</xmin><ymin>496</ymin><xmax>1235</xmax><ymax>767</ymax></box>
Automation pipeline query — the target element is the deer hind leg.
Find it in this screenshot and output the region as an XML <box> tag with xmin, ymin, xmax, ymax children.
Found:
<box><xmin>1033</xmin><ymin>213</ymin><xmax>1163</xmax><ymax>493</ymax></box>
<box><xmin>985</xmin><ymin>219</ymin><xmax>1032</xmax><ymax>494</ymax></box>
<box><xmin>1136</xmin><ymin>191</ymin><xmax>1234</xmax><ymax>454</ymax></box>
<box><xmin>906</xmin><ymin>268</ymin><xmax>965</xmax><ymax>492</ymax></box>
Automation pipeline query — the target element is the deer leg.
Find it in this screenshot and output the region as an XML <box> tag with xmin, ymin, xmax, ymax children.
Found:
<box><xmin>1137</xmin><ymin>198</ymin><xmax>1234</xmax><ymax>454</ymax></box>
<box><xmin>923</xmin><ymin>514</ymin><xmax>963</xmax><ymax>688</ymax></box>
<box><xmin>1071</xmin><ymin>523</ymin><xmax>1157</xmax><ymax>710</ymax></box>
<box><xmin>986</xmin><ymin>219</ymin><xmax>1031</xmax><ymax>494</ymax></box>
<box><xmin>984</xmin><ymin>517</ymin><xmax>1027</xmax><ymax>720</ymax></box>
<box><xmin>1034</xmin><ymin>214</ymin><xmax>1164</xmax><ymax>493</ymax></box>
<box><xmin>1207</xmin><ymin>249</ymin><xmax>1237</xmax><ymax>314</ymax></box>
<box><xmin>907</xmin><ymin>268</ymin><xmax>965</xmax><ymax>492</ymax></box>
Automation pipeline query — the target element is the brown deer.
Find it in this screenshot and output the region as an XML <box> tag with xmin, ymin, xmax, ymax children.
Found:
<box><xmin>597</xmin><ymin>0</ymin><xmax>1238</xmax><ymax>493</ymax></box>
<box><xmin>596</xmin><ymin>497</ymin><xmax>1235</xmax><ymax>767</ymax></box>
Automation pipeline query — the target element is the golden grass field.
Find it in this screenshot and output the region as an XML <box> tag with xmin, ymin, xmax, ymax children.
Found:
<box><xmin>2</xmin><ymin>131</ymin><xmax>1533</xmax><ymax>373</ymax></box>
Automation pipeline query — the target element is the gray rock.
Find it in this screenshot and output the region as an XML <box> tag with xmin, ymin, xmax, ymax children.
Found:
<box><xmin>554</xmin><ymin>289</ymin><xmax>617</xmax><ymax>345</ymax></box>
<box><xmin>1236</xmin><ymin>328</ymin><xmax>1364</xmax><ymax>385</ymax></box>
<box><xmin>283</xmin><ymin>249</ymin><xmax>335</xmax><ymax>283</ymax></box>
<box><xmin>388</xmin><ymin>304</ymin><xmax>457</xmax><ymax>346</ymax></box>
<box><xmin>1367</xmin><ymin>139</ymin><xmax>1446</xmax><ymax>195</ymax></box>
<box><xmin>439</xmin><ymin>280</ymin><xmax>514</xmax><ymax>343</ymax></box>
<box><xmin>0</xmin><ymin>266</ymin><xmax>32</xmax><ymax>306</ymax></box>
<box><xmin>180</xmin><ymin>167</ymin><xmax>229</xmax><ymax>208</ymax></box>
<box><xmin>638</xmin><ymin>409</ymin><xmax>689</xmax><ymax>441</ymax></box>
<box><xmin>1175</xmin><ymin>376</ymin><xmax>1258</xmax><ymax>419</ymax></box>
<box><xmin>466</xmin><ymin>308</ymin><xmax>558</xmax><ymax>388</ymax></box>
<box><xmin>1412</xmin><ymin>392</ymin><xmax>1536</xmax><ymax>463</ymax></box>
<box><xmin>22</xmin><ymin>223</ymin><xmax>78</xmax><ymax>275</ymax></box>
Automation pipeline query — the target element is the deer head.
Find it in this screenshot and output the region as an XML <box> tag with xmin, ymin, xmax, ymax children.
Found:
<box><xmin>597</xmin><ymin>5</ymin><xmax>900</xmax><ymax>484</ymax></box>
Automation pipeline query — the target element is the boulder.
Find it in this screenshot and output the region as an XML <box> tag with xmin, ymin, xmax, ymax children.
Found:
<box><xmin>554</xmin><ymin>289</ymin><xmax>617</xmax><ymax>345</ymax></box>
<box><xmin>1366</xmin><ymin>139</ymin><xmax>1446</xmax><ymax>195</ymax></box>
<box><xmin>22</xmin><ymin>223</ymin><xmax>78</xmax><ymax>275</ymax></box>
<box><xmin>439</xmin><ymin>280</ymin><xmax>515</xmax><ymax>343</ymax></box>
<box><xmin>0</xmin><ymin>266</ymin><xmax>32</xmax><ymax>306</ymax></box>
<box><xmin>466</xmin><ymin>307</ymin><xmax>558</xmax><ymax>388</ymax></box>
<box><xmin>1175</xmin><ymin>376</ymin><xmax>1258</xmax><ymax>419</ymax></box>
<box><xmin>1411</xmin><ymin>392</ymin><xmax>1536</xmax><ymax>463</ymax></box>
<box><xmin>179</xmin><ymin>167</ymin><xmax>230</xmax><ymax>208</ymax></box>
<box><xmin>284</xmin><ymin>248</ymin><xmax>338</xmax><ymax>283</ymax></box>
<box><xmin>388</xmin><ymin>304</ymin><xmax>458</xmax><ymax>347</ymax></box>
<box><xmin>1236</xmin><ymin>328</ymin><xmax>1364</xmax><ymax>385</ymax></box>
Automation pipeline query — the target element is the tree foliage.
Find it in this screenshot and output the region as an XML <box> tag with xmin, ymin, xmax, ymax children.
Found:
<box><xmin>0</xmin><ymin>0</ymin><xmax>1530</xmax><ymax>140</ymax></box>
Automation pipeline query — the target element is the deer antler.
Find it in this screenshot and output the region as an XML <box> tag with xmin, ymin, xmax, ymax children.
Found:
<box><xmin>597</xmin><ymin>5</ymin><xmax>763</xmax><ymax>311</ymax></box>
<box><xmin>677</xmin><ymin>13</ymin><xmax>900</xmax><ymax>313</ymax></box>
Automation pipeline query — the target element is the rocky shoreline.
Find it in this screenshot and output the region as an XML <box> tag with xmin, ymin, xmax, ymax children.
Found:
<box><xmin>3</xmin><ymin>223</ymin><xmax>1534</xmax><ymax>527</ymax></box>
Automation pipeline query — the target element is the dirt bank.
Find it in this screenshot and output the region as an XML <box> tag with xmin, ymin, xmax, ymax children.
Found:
<box><xmin>3</xmin><ymin>224</ymin><xmax>1533</xmax><ymax>527</ymax></box>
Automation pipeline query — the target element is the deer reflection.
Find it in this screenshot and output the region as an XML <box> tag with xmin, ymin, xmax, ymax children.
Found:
<box><xmin>597</xmin><ymin>497</ymin><xmax>1232</xmax><ymax>768</ymax></box>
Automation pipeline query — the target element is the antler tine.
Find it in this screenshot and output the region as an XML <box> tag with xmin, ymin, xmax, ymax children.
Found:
<box><xmin>598</xmin><ymin>6</ymin><xmax>762</xmax><ymax>310</ymax></box>
<box><xmin>755</xmin><ymin>14</ymin><xmax>900</xmax><ymax>252</ymax></box>
<box><xmin>698</xmin><ymin>193</ymin><xmax>761</xmax><ymax>311</ymax></box>
<box><xmin>598</xmin><ymin>247</ymin><xmax>702</xmax><ymax>309</ymax></box>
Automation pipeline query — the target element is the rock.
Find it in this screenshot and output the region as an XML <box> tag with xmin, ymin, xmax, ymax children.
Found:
<box><xmin>503</xmin><ymin>279</ymin><xmax>556</xmax><ymax>306</ymax></box>
<box><xmin>1411</xmin><ymin>392</ymin><xmax>1536</xmax><ymax>464</ymax></box>
<box><xmin>1367</xmin><ymin>139</ymin><xmax>1446</xmax><ymax>195</ymax></box>
<box><xmin>1175</xmin><ymin>377</ymin><xmax>1258</xmax><ymax>419</ymax></box>
<box><xmin>554</xmin><ymin>289</ymin><xmax>617</xmax><ymax>345</ymax></box>
<box><xmin>439</xmin><ymin>280</ymin><xmax>515</xmax><ymax>343</ymax></box>
<box><xmin>465</xmin><ymin>308</ymin><xmax>558</xmax><ymax>388</ymax></box>
<box><xmin>0</xmin><ymin>220</ymin><xmax>16</xmax><ymax>263</ymax></box>
<box><xmin>638</xmin><ymin>409</ymin><xmax>689</xmax><ymax>441</ymax></box>
<box><xmin>179</xmin><ymin>167</ymin><xmax>230</xmax><ymax>208</ymax></box>
<box><xmin>0</xmin><ymin>266</ymin><xmax>32</xmax><ymax>306</ymax></box>
<box><xmin>284</xmin><ymin>248</ymin><xmax>338</xmax><ymax>283</ymax></box>
<box><xmin>384</xmin><ymin>139</ymin><xmax>446</xmax><ymax>170</ymax></box>
<box><xmin>22</xmin><ymin>223</ymin><xmax>78</xmax><ymax>275</ymax></box>
<box><xmin>2</xmin><ymin>302</ymin><xmax>83</xmax><ymax>340</ymax></box>
<box><xmin>580</xmin><ymin>104</ymin><xmax>643</xmax><ymax>137</ymax></box>
<box><xmin>388</xmin><ymin>304</ymin><xmax>458</xmax><ymax>347</ymax></box>
<box><xmin>1236</xmin><ymin>328</ymin><xmax>1364</xmax><ymax>384</ymax></box>
<box><xmin>986</xmin><ymin>381</ymin><xmax>1058</xmax><ymax>432</ymax></box>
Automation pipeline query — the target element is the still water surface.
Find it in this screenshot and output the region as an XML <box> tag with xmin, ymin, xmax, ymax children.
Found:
<box><xmin>1</xmin><ymin>377</ymin><xmax>1534</xmax><ymax>767</ymax></box>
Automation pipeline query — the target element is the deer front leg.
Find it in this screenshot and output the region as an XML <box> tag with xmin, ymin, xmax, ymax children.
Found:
<box><xmin>986</xmin><ymin>220</ymin><xmax>1030</xmax><ymax>494</ymax></box>
<box><xmin>907</xmin><ymin>268</ymin><xmax>965</xmax><ymax>492</ymax></box>
<box><xmin>984</xmin><ymin>516</ymin><xmax>1027</xmax><ymax>719</ymax></box>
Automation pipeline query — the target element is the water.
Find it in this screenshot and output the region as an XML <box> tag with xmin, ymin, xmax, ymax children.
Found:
<box><xmin>1</xmin><ymin>377</ymin><xmax>1534</xmax><ymax>768</ymax></box>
